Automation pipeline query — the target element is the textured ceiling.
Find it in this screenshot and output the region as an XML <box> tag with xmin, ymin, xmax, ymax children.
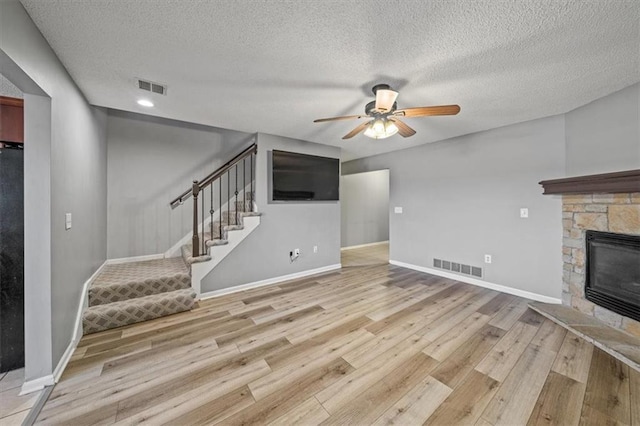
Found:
<box><xmin>20</xmin><ymin>0</ymin><xmax>640</xmax><ymax>161</ymax></box>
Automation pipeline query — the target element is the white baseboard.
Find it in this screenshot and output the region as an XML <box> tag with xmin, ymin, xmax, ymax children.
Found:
<box><xmin>22</xmin><ymin>259</ymin><xmax>108</xmax><ymax>395</ymax></box>
<box><xmin>200</xmin><ymin>263</ymin><xmax>342</xmax><ymax>300</ymax></box>
<box><xmin>389</xmin><ymin>260</ymin><xmax>562</xmax><ymax>304</ymax></box>
<box><xmin>106</xmin><ymin>253</ymin><xmax>165</xmax><ymax>265</ymax></box>
<box><xmin>20</xmin><ymin>374</ymin><xmax>54</xmax><ymax>396</ymax></box>
<box><xmin>73</xmin><ymin>261</ymin><xmax>107</xmax><ymax>342</ymax></box>
<box><xmin>341</xmin><ymin>241</ymin><xmax>389</xmax><ymax>251</ymax></box>
<box><xmin>52</xmin><ymin>339</ymin><xmax>76</xmax><ymax>383</ymax></box>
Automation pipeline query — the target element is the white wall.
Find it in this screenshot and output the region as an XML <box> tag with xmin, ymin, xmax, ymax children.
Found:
<box><xmin>106</xmin><ymin>110</ymin><xmax>254</xmax><ymax>258</ymax></box>
<box><xmin>341</xmin><ymin>170</ymin><xmax>389</xmax><ymax>248</ymax></box>
<box><xmin>1</xmin><ymin>0</ymin><xmax>108</xmax><ymax>381</ymax></box>
<box><xmin>343</xmin><ymin>115</ymin><xmax>566</xmax><ymax>299</ymax></box>
<box><xmin>565</xmin><ymin>83</ymin><xmax>640</xmax><ymax>176</ymax></box>
<box><xmin>202</xmin><ymin>133</ymin><xmax>341</xmax><ymax>292</ymax></box>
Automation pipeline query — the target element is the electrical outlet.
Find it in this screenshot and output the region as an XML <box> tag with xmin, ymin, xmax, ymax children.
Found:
<box><xmin>394</xmin><ymin>207</ymin><xmax>403</xmax><ymax>214</ymax></box>
<box><xmin>484</xmin><ymin>254</ymin><xmax>492</xmax><ymax>264</ymax></box>
<box><xmin>520</xmin><ymin>208</ymin><xmax>529</xmax><ymax>218</ymax></box>
<box><xmin>313</xmin><ymin>245</ymin><xmax>318</xmax><ymax>253</ymax></box>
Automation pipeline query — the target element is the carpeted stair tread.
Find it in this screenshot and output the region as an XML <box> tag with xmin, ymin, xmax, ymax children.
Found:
<box><xmin>221</xmin><ymin>210</ymin><xmax>261</xmax><ymax>225</ymax></box>
<box><xmin>88</xmin><ymin>257</ymin><xmax>190</xmax><ymax>306</ymax></box>
<box><xmin>181</xmin><ymin>244</ymin><xmax>212</xmax><ymax>265</ymax></box>
<box><xmin>83</xmin><ymin>288</ymin><xmax>197</xmax><ymax>334</ymax></box>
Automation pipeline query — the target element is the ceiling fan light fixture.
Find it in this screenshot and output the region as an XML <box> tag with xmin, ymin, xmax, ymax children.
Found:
<box><xmin>364</xmin><ymin>118</ymin><xmax>398</xmax><ymax>139</ymax></box>
<box><xmin>374</xmin><ymin>89</ymin><xmax>399</xmax><ymax>112</ymax></box>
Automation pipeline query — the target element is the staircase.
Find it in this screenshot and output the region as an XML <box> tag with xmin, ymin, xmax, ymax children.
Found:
<box><xmin>82</xmin><ymin>144</ymin><xmax>259</xmax><ymax>334</ymax></box>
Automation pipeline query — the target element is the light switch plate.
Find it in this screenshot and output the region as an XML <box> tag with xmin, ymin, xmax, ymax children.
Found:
<box><xmin>520</xmin><ymin>208</ymin><xmax>529</xmax><ymax>218</ymax></box>
<box><xmin>65</xmin><ymin>213</ymin><xmax>72</xmax><ymax>230</ymax></box>
<box><xmin>394</xmin><ymin>207</ymin><xmax>403</xmax><ymax>214</ymax></box>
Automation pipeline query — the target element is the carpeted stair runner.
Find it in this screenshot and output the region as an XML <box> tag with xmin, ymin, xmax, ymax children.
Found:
<box><xmin>182</xmin><ymin>210</ymin><xmax>261</xmax><ymax>264</ymax></box>
<box><xmin>82</xmin><ymin>206</ymin><xmax>259</xmax><ymax>334</ymax></box>
<box><xmin>82</xmin><ymin>257</ymin><xmax>196</xmax><ymax>334</ymax></box>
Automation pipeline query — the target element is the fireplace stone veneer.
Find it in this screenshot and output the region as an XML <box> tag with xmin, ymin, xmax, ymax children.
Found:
<box><xmin>562</xmin><ymin>193</ymin><xmax>640</xmax><ymax>337</ymax></box>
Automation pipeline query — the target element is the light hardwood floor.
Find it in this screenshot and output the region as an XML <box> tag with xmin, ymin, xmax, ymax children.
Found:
<box><xmin>341</xmin><ymin>242</ymin><xmax>389</xmax><ymax>267</ymax></box>
<box><xmin>36</xmin><ymin>249</ymin><xmax>638</xmax><ymax>425</ymax></box>
<box><xmin>0</xmin><ymin>368</ymin><xmax>43</xmax><ymax>425</ymax></box>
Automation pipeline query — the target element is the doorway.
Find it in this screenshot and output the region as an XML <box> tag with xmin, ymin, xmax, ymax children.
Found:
<box><xmin>0</xmin><ymin>93</ymin><xmax>25</xmax><ymax>373</ymax></box>
<box><xmin>340</xmin><ymin>169</ymin><xmax>390</xmax><ymax>267</ymax></box>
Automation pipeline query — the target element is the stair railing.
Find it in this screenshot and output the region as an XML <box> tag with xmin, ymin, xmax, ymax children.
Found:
<box><xmin>170</xmin><ymin>143</ymin><xmax>257</xmax><ymax>257</ymax></box>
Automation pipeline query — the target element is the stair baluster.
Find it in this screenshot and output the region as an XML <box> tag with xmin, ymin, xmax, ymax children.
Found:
<box><xmin>171</xmin><ymin>144</ymin><xmax>257</xmax><ymax>260</ymax></box>
<box><xmin>250</xmin><ymin>152</ymin><xmax>254</xmax><ymax>209</ymax></box>
<box><xmin>242</xmin><ymin>157</ymin><xmax>246</xmax><ymax>213</ymax></box>
<box><xmin>201</xmin><ymin>182</ymin><xmax>205</xmax><ymax>255</ymax></box>
<box><xmin>192</xmin><ymin>180</ymin><xmax>200</xmax><ymax>257</ymax></box>
<box><xmin>235</xmin><ymin>163</ymin><xmax>239</xmax><ymax>225</ymax></box>
<box><xmin>209</xmin><ymin>184</ymin><xmax>214</xmax><ymax>243</ymax></box>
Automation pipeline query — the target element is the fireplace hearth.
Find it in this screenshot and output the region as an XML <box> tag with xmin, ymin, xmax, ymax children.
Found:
<box><xmin>585</xmin><ymin>230</ymin><xmax>640</xmax><ymax>322</ymax></box>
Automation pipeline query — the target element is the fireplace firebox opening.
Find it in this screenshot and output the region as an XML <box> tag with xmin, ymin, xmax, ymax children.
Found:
<box><xmin>585</xmin><ymin>230</ymin><xmax>640</xmax><ymax>322</ymax></box>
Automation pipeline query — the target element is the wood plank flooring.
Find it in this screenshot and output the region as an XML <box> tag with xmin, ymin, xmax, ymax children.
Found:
<box><xmin>36</xmin><ymin>246</ymin><xmax>638</xmax><ymax>425</ymax></box>
<box><xmin>340</xmin><ymin>242</ymin><xmax>388</xmax><ymax>267</ymax></box>
<box><xmin>0</xmin><ymin>368</ymin><xmax>43</xmax><ymax>425</ymax></box>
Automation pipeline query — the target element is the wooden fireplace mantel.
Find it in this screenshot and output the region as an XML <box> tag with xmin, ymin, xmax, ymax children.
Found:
<box><xmin>539</xmin><ymin>169</ymin><xmax>640</xmax><ymax>195</ymax></box>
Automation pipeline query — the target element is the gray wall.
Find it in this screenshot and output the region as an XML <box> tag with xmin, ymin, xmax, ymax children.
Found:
<box><xmin>23</xmin><ymin>93</ymin><xmax>53</xmax><ymax>380</ymax></box>
<box><xmin>106</xmin><ymin>110</ymin><xmax>254</xmax><ymax>258</ymax></box>
<box><xmin>202</xmin><ymin>133</ymin><xmax>341</xmax><ymax>292</ymax></box>
<box><xmin>1</xmin><ymin>0</ymin><xmax>108</xmax><ymax>378</ymax></box>
<box><xmin>341</xmin><ymin>170</ymin><xmax>389</xmax><ymax>248</ymax></box>
<box><xmin>565</xmin><ymin>83</ymin><xmax>640</xmax><ymax>176</ymax></box>
<box><xmin>343</xmin><ymin>116</ymin><xmax>566</xmax><ymax>299</ymax></box>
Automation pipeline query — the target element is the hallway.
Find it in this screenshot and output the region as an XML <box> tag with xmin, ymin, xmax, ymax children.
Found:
<box><xmin>341</xmin><ymin>242</ymin><xmax>389</xmax><ymax>267</ymax></box>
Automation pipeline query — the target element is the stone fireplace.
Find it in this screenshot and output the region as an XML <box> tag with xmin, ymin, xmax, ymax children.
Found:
<box><xmin>540</xmin><ymin>170</ymin><xmax>640</xmax><ymax>337</ymax></box>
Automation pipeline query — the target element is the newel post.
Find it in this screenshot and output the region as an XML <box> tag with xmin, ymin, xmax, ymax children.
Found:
<box><xmin>192</xmin><ymin>180</ymin><xmax>200</xmax><ymax>257</ymax></box>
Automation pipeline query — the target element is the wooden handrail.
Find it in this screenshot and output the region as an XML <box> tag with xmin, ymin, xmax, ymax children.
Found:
<box><xmin>170</xmin><ymin>143</ymin><xmax>257</xmax><ymax>208</ymax></box>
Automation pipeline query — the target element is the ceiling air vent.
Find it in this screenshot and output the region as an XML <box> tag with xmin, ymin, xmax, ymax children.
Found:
<box><xmin>136</xmin><ymin>78</ymin><xmax>167</xmax><ymax>96</ymax></box>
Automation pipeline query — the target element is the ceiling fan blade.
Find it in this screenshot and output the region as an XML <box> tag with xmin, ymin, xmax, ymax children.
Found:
<box><xmin>314</xmin><ymin>114</ymin><xmax>366</xmax><ymax>123</ymax></box>
<box><xmin>389</xmin><ymin>118</ymin><xmax>416</xmax><ymax>137</ymax></box>
<box><xmin>342</xmin><ymin>121</ymin><xmax>371</xmax><ymax>140</ymax></box>
<box><xmin>395</xmin><ymin>104</ymin><xmax>460</xmax><ymax>118</ymax></box>
<box><xmin>375</xmin><ymin>89</ymin><xmax>399</xmax><ymax>112</ymax></box>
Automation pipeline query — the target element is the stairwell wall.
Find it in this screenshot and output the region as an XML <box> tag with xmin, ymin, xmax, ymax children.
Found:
<box><xmin>106</xmin><ymin>110</ymin><xmax>254</xmax><ymax>259</ymax></box>
<box><xmin>201</xmin><ymin>133</ymin><xmax>341</xmax><ymax>292</ymax></box>
<box><xmin>0</xmin><ymin>0</ymin><xmax>108</xmax><ymax>381</ymax></box>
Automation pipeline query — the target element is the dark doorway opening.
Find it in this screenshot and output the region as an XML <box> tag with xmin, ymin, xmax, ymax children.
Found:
<box><xmin>0</xmin><ymin>95</ymin><xmax>24</xmax><ymax>373</ymax></box>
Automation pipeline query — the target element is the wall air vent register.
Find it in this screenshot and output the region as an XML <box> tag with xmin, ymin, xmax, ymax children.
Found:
<box><xmin>434</xmin><ymin>258</ymin><xmax>482</xmax><ymax>278</ymax></box>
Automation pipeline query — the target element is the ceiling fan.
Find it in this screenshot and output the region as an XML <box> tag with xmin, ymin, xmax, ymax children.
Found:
<box><xmin>313</xmin><ymin>84</ymin><xmax>460</xmax><ymax>140</ymax></box>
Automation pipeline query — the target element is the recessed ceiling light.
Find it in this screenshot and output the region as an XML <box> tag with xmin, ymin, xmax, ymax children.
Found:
<box><xmin>137</xmin><ymin>99</ymin><xmax>154</xmax><ymax>107</ymax></box>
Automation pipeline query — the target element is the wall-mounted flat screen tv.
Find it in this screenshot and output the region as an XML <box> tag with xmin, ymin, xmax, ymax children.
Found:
<box><xmin>272</xmin><ymin>150</ymin><xmax>339</xmax><ymax>201</ymax></box>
